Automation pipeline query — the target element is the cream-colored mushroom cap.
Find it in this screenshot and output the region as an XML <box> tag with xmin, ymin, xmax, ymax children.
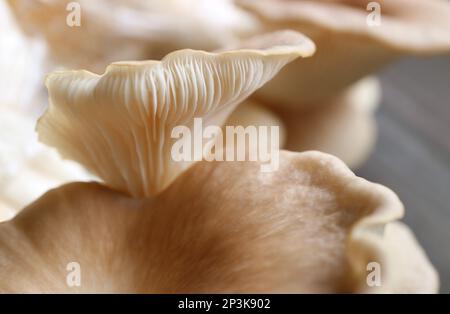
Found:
<box><xmin>8</xmin><ymin>0</ymin><xmax>260</xmax><ymax>72</ymax></box>
<box><xmin>0</xmin><ymin>110</ymin><xmax>92</xmax><ymax>222</ymax></box>
<box><xmin>237</xmin><ymin>0</ymin><xmax>450</xmax><ymax>109</ymax></box>
<box><xmin>0</xmin><ymin>0</ymin><xmax>46</xmax><ymax>115</ymax></box>
<box><xmin>239</xmin><ymin>0</ymin><xmax>450</xmax><ymax>53</ymax></box>
<box><xmin>225</xmin><ymin>76</ymin><xmax>380</xmax><ymax>169</ymax></box>
<box><xmin>37</xmin><ymin>31</ymin><xmax>315</xmax><ymax>197</ymax></box>
<box><xmin>279</xmin><ymin>76</ymin><xmax>381</xmax><ymax>168</ymax></box>
<box><xmin>226</xmin><ymin>99</ymin><xmax>287</xmax><ymax>148</ymax></box>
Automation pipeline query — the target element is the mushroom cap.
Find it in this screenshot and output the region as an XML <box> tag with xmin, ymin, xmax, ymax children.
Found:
<box><xmin>280</xmin><ymin>76</ymin><xmax>381</xmax><ymax>168</ymax></box>
<box><xmin>0</xmin><ymin>151</ymin><xmax>437</xmax><ymax>292</ymax></box>
<box><xmin>0</xmin><ymin>0</ymin><xmax>47</xmax><ymax>115</ymax></box>
<box><xmin>355</xmin><ymin>221</ymin><xmax>439</xmax><ymax>293</ymax></box>
<box><xmin>225</xmin><ymin>99</ymin><xmax>287</xmax><ymax>148</ymax></box>
<box><xmin>237</xmin><ymin>0</ymin><xmax>450</xmax><ymax>109</ymax></box>
<box><xmin>37</xmin><ymin>31</ymin><xmax>315</xmax><ymax>197</ymax></box>
<box><xmin>0</xmin><ymin>2</ymin><xmax>90</xmax><ymax>220</ymax></box>
<box><xmin>225</xmin><ymin>76</ymin><xmax>380</xmax><ymax>168</ymax></box>
<box><xmin>0</xmin><ymin>110</ymin><xmax>92</xmax><ymax>222</ymax></box>
<box><xmin>239</xmin><ymin>0</ymin><xmax>450</xmax><ymax>54</ymax></box>
<box><xmin>8</xmin><ymin>0</ymin><xmax>261</xmax><ymax>72</ymax></box>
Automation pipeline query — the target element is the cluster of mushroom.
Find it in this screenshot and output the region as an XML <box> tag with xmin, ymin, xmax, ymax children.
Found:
<box><xmin>1</xmin><ymin>0</ymin><xmax>449</xmax><ymax>293</ymax></box>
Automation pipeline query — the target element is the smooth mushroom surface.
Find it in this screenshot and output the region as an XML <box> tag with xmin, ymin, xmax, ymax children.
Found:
<box><xmin>37</xmin><ymin>31</ymin><xmax>315</xmax><ymax>197</ymax></box>
<box><xmin>0</xmin><ymin>151</ymin><xmax>438</xmax><ymax>293</ymax></box>
<box><xmin>8</xmin><ymin>0</ymin><xmax>260</xmax><ymax>72</ymax></box>
<box><xmin>0</xmin><ymin>110</ymin><xmax>91</xmax><ymax>222</ymax></box>
<box><xmin>237</xmin><ymin>0</ymin><xmax>450</xmax><ymax>109</ymax></box>
<box><xmin>278</xmin><ymin>76</ymin><xmax>380</xmax><ymax>168</ymax></box>
<box><xmin>0</xmin><ymin>2</ymin><xmax>92</xmax><ymax>220</ymax></box>
<box><xmin>225</xmin><ymin>99</ymin><xmax>287</xmax><ymax>148</ymax></box>
<box><xmin>0</xmin><ymin>0</ymin><xmax>47</xmax><ymax>116</ymax></box>
<box><xmin>364</xmin><ymin>221</ymin><xmax>439</xmax><ymax>293</ymax></box>
<box><xmin>227</xmin><ymin>76</ymin><xmax>380</xmax><ymax>168</ymax></box>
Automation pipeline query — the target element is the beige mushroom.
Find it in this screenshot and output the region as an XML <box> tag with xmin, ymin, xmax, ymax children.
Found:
<box><xmin>355</xmin><ymin>221</ymin><xmax>439</xmax><ymax>293</ymax></box>
<box><xmin>37</xmin><ymin>31</ymin><xmax>315</xmax><ymax>197</ymax></box>
<box><xmin>228</xmin><ymin>0</ymin><xmax>450</xmax><ymax>167</ymax></box>
<box><xmin>0</xmin><ymin>110</ymin><xmax>92</xmax><ymax>222</ymax></box>
<box><xmin>237</xmin><ymin>0</ymin><xmax>450</xmax><ymax>109</ymax></box>
<box><xmin>226</xmin><ymin>70</ymin><xmax>381</xmax><ymax>168</ymax></box>
<box><xmin>275</xmin><ymin>76</ymin><xmax>380</xmax><ymax>168</ymax></box>
<box><xmin>225</xmin><ymin>99</ymin><xmax>287</xmax><ymax>148</ymax></box>
<box><xmin>1</xmin><ymin>2</ymin><xmax>439</xmax><ymax>293</ymax></box>
<box><xmin>0</xmin><ymin>2</ymin><xmax>92</xmax><ymax>221</ymax></box>
<box><xmin>0</xmin><ymin>0</ymin><xmax>47</xmax><ymax>116</ymax></box>
<box><xmin>7</xmin><ymin>0</ymin><xmax>260</xmax><ymax>72</ymax></box>
<box><xmin>0</xmin><ymin>151</ymin><xmax>437</xmax><ymax>293</ymax></box>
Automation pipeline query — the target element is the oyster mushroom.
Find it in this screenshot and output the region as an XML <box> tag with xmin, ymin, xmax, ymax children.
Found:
<box><xmin>273</xmin><ymin>76</ymin><xmax>380</xmax><ymax>168</ymax></box>
<box><xmin>36</xmin><ymin>31</ymin><xmax>315</xmax><ymax>197</ymax></box>
<box><xmin>0</xmin><ymin>0</ymin><xmax>47</xmax><ymax>116</ymax></box>
<box><xmin>0</xmin><ymin>151</ymin><xmax>437</xmax><ymax>292</ymax></box>
<box><xmin>0</xmin><ymin>2</ymin><xmax>91</xmax><ymax>220</ymax></box>
<box><xmin>237</xmin><ymin>0</ymin><xmax>450</xmax><ymax>109</ymax></box>
<box><xmin>7</xmin><ymin>0</ymin><xmax>260</xmax><ymax>72</ymax></box>
<box><xmin>356</xmin><ymin>221</ymin><xmax>439</xmax><ymax>293</ymax></box>
<box><xmin>229</xmin><ymin>0</ymin><xmax>450</xmax><ymax>167</ymax></box>
<box><xmin>227</xmin><ymin>76</ymin><xmax>381</xmax><ymax>168</ymax></box>
<box><xmin>0</xmin><ymin>110</ymin><xmax>91</xmax><ymax>222</ymax></box>
<box><xmin>225</xmin><ymin>99</ymin><xmax>287</xmax><ymax>148</ymax></box>
<box><xmin>225</xmin><ymin>21</ymin><xmax>382</xmax><ymax>167</ymax></box>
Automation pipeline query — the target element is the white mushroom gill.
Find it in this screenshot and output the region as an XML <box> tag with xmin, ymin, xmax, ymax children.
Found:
<box><xmin>37</xmin><ymin>31</ymin><xmax>315</xmax><ymax>197</ymax></box>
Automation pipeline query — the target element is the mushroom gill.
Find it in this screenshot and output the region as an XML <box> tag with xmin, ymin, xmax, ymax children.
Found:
<box><xmin>36</xmin><ymin>31</ymin><xmax>315</xmax><ymax>197</ymax></box>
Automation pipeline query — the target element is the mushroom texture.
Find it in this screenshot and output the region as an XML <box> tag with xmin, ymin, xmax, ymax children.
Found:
<box><xmin>224</xmin><ymin>21</ymin><xmax>383</xmax><ymax>168</ymax></box>
<box><xmin>278</xmin><ymin>76</ymin><xmax>380</xmax><ymax>168</ymax></box>
<box><xmin>0</xmin><ymin>151</ymin><xmax>438</xmax><ymax>293</ymax></box>
<box><xmin>0</xmin><ymin>110</ymin><xmax>92</xmax><ymax>222</ymax></box>
<box><xmin>0</xmin><ymin>2</ymin><xmax>91</xmax><ymax>220</ymax></box>
<box><xmin>227</xmin><ymin>76</ymin><xmax>381</xmax><ymax>168</ymax></box>
<box><xmin>226</xmin><ymin>99</ymin><xmax>287</xmax><ymax>148</ymax></box>
<box><xmin>37</xmin><ymin>31</ymin><xmax>316</xmax><ymax>197</ymax></box>
<box><xmin>7</xmin><ymin>0</ymin><xmax>260</xmax><ymax>72</ymax></box>
<box><xmin>0</xmin><ymin>0</ymin><xmax>47</xmax><ymax>116</ymax></box>
<box><xmin>237</xmin><ymin>0</ymin><xmax>450</xmax><ymax>109</ymax></box>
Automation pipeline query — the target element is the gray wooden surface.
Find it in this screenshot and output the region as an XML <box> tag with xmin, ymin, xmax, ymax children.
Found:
<box><xmin>357</xmin><ymin>56</ymin><xmax>450</xmax><ymax>293</ymax></box>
